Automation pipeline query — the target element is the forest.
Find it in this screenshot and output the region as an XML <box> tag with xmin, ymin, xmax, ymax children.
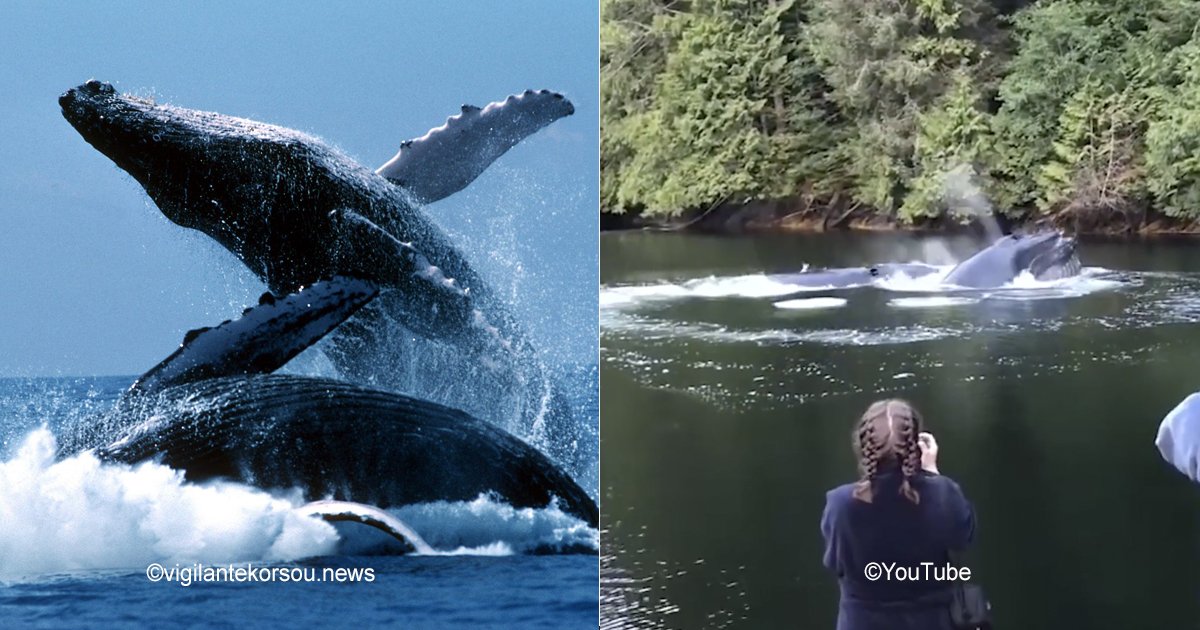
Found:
<box><xmin>601</xmin><ymin>0</ymin><xmax>1200</xmax><ymax>232</ymax></box>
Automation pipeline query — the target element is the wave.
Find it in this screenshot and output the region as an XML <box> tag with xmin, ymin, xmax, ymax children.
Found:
<box><xmin>601</xmin><ymin>265</ymin><xmax>1122</xmax><ymax>310</ymax></box>
<box><xmin>773</xmin><ymin>297</ymin><xmax>848</xmax><ymax>310</ymax></box>
<box><xmin>602</xmin><ymin>312</ymin><xmax>962</xmax><ymax>347</ymax></box>
<box><xmin>601</xmin><ymin>273</ymin><xmax>815</xmax><ymax>308</ymax></box>
<box><xmin>397</xmin><ymin>495</ymin><xmax>598</xmax><ymax>555</ymax></box>
<box><xmin>888</xmin><ymin>297</ymin><xmax>981</xmax><ymax>308</ymax></box>
<box><xmin>0</xmin><ymin>428</ymin><xmax>337</xmax><ymax>582</ymax></box>
<box><xmin>0</xmin><ymin>428</ymin><xmax>597</xmax><ymax>582</ymax></box>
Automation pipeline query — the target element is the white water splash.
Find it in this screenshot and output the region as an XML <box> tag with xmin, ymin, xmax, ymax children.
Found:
<box><xmin>602</xmin><ymin>312</ymin><xmax>962</xmax><ymax>347</ymax></box>
<box><xmin>397</xmin><ymin>495</ymin><xmax>598</xmax><ymax>556</ymax></box>
<box><xmin>0</xmin><ymin>428</ymin><xmax>338</xmax><ymax>581</ymax></box>
<box><xmin>773</xmin><ymin>297</ymin><xmax>848</xmax><ymax>310</ymax></box>
<box><xmin>601</xmin><ymin>274</ymin><xmax>813</xmax><ymax>308</ymax></box>
<box><xmin>872</xmin><ymin>267</ymin><xmax>955</xmax><ymax>292</ymax></box>
<box><xmin>888</xmin><ymin>297</ymin><xmax>981</xmax><ymax>308</ymax></box>
<box><xmin>602</xmin><ymin>265</ymin><xmax>1121</xmax><ymax>312</ymax></box>
<box><xmin>0</xmin><ymin>429</ymin><xmax>599</xmax><ymax>581</ymax></box>
<box><xmin>1000</xmin><ymin>268</ymin><xmax>1124</xmax><ymax>297</ymax></box>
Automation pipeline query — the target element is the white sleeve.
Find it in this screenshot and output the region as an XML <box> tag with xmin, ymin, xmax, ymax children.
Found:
<box><xmin>1156</xmin><ymin>393</ymin><xmax>1200</xmax><ymax>482</ymax></box>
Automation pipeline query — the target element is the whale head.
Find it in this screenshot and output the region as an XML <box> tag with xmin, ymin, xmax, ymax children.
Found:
<box><xmin>59</xmin><ymin>79</ymin><xmax>347</xmax><ymax>263</ymax></box>
<box><xmin>944</xmin><ymin>230</ymin><xmax>1082</xmax><ymax>288</ymax></box>
<box><xmin>999</xmin><ymin>231</ymin><xmax>1080</xmax><ymax>281</ymax></box>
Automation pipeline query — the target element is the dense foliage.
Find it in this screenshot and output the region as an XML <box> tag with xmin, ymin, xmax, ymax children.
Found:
<box><xmin>600</xmin><ymin>0</ymin><xmax>1200</xmax><ymax>226</ymax></box>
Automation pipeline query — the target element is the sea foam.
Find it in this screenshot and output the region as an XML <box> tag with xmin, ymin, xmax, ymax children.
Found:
<box><xmin>0</xmin><ymin>428</ymin><xmax>599</xmax><ymax>581</ymax></box>
<box><xmin>0</xmin><ymin>428</ymin><xmax>338</xmax><ymax>581</ymax></box>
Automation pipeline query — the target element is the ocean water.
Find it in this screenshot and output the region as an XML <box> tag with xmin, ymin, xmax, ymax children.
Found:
<box><xmin>601</xmin><ymin>232</ymin><xmax>1200</xmax><ymax>629</ymax></box>
<box><xmin>0</xmin><ymin>369</ymin><xmax>599</xmax><ymax>629</ymax></box>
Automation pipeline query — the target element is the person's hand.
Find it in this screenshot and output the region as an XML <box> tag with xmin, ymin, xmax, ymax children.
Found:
<box><xmin>918</xmin><ymin>432</ymin><xmax>939</xmax><ymax>474</ymax></box>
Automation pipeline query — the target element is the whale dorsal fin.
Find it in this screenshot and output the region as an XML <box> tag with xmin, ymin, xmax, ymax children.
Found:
<box><xmin>129</xmin><ymin>276</ymin><xmax>379</xmax><ymax>395</ymax></box>
<box><xmin>298</xmin><ymin>500</ymin><xmax>433</xmax><ymax>555</ymax></box>
<box><xmin>376</xmin><ymin>89</ymin><xmax>574</xmax><ymax>205</ymax></box>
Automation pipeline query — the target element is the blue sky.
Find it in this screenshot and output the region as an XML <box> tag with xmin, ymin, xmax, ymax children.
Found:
<box><xmin>0</xmin><ymin>1</ymin><xmax>598</xmax><ymax>376</ymax></box>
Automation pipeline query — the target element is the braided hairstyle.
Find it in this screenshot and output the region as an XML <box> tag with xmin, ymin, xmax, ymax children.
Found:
<box><xmin>851</xmin><ymin>398</ymin><xmax>924</xmax><ymax>504</ymax></box>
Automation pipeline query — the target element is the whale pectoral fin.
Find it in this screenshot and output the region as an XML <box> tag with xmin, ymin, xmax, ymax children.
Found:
<box><xmin>330</xmin><ymin>209</ymin><xmax>488</xmax><ymax>342</ymax></box>
<box><xmin>298</xmin><ymin>500</ymin><xmax>433</xmax><ymax>555</ymax></box>
<box><xmin>129</xmin><ymin>277</ymin><xmax>379</xmax><ymax>395</ymax></box>
<box><xmin>375</xmin><ymin>89</ymin><xmax>574</xmax><ymax>204</ymax></box>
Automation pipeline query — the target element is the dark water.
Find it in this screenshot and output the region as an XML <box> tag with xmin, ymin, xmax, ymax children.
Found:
<box><xmin>600</xmin><ymin>231</ymin><xmax>1200</xmax><ymax>629</ymax></box>
<box><xmin>0</xmin><ymin>369</ymin><xmax>599</xmax><ymax>629</ymax></box>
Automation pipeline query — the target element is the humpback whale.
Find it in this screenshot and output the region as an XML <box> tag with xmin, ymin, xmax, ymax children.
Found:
<box><xmin>943</xmin><ymin>231</ymin><xmax>1081</xmax><ymax>288</ymax></box>
<box><xmin>766</xmin><ymin>232</ymin><xmax>1081</xmax><ymax>291</ymax></box>
<box><xmin>58</xmin><ymin>279</ymin><xmax>599</xmax><ymax>529</ymax></box>
<box><xmin>767</xmin><ymin>263</ymin><xmax>943</xmax><ymax>290</ymax></box>
<box><xmin>59</xmin><ymin>80</ymin><xmax>584</xmax><ymax>470</ymax></box>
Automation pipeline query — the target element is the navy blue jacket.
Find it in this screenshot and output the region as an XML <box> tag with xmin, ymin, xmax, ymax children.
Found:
<box><xmin>820</xmin><ymin>463</ymin><xmax>976</xmax><ymax>630</ymax></box>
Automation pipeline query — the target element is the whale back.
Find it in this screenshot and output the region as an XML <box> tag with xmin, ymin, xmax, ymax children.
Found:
<box><xmin>942</xmin><ymin>244</ymin><xmax>1019</xmax><ymax>288</ymax></box>
<box><xmin>96</xmin><ymin>375</ymin><xmax>599</xmax><ymax>527</ymax></box>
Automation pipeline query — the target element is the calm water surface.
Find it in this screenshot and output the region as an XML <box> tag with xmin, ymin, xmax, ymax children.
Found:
<box><xmin>600</xmin><ymin>231</ymin><xmax>1200</xmax><ymax>629</ymax></box>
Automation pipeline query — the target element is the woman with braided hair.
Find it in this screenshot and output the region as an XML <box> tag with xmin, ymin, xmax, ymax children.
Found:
<box><xmin>820</xmin><ymin>399</ymin><xmax>977</xmax><ymax>630</ymax></box>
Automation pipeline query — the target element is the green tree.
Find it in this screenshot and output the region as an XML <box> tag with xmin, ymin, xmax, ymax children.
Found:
<box><xmin>901</xmin><ymin>71</ymin><xmax>996</xmax><ymax>222</ymax></box>
<box><xmin>598</xmin><ymin>0</ymin><xmax>1200</xmax><ymax>227</ymax></box>
<box><xmin>1037</xmin><ymin>82</ymin><xmax>1143</xmax><ymax>223</ymax></box>
<box><xmin>990</xmin><ymin>0</ymin><xmax>1193</xmax><ymax>213</ymax></box>
<box><xmin>805</xmin><ymin>0</ymin><xmax>999</xmax><ymax>217</ymax></box>
<box><xmin>600</xmin><ymin>0</ymin><xmax>677</xmax><ymax>213</ymax></box>
<box><xmin>617</xmin><ymin>0</ymin><xmax>835</xmax><ymax>216</ymax></box>
<box><xmin>1145</xmin><ymin>41</ymin><xmax>1200</xmax><ymax>217</ymax></box>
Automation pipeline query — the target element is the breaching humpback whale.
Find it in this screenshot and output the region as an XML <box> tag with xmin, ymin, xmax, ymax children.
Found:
<box><xmin>59</xmin><ymin>79</ymin><xmax>584</xmax><ymax>470</ymax></box>
<box><xmin>58</xmin><ymin>279</ymin><xmax>599</xmax><ymax>530</ymax></box>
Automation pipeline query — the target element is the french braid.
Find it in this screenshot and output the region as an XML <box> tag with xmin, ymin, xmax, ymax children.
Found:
<box><xmin>851</xmin><ymin>399</ymin><xmax>924</xmax><ymax>504</ymax></box>
<box><xmin>892</xmin><ymin>401</ymin><xmax>922</xmax><ymax>504</ymax></box>
<box><xmin>852</xmin><ymin>411</ymin><xmax>881</xmax><ymax>502</ymax></box>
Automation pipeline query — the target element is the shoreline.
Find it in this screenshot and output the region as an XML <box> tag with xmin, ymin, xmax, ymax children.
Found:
<box><xmin>601</xmin><ymin>199</ymin><xmax>1200</xmax><ymax>239</ymax></box>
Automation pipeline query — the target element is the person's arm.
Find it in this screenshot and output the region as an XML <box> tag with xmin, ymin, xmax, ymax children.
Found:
<box><xmin>944</xmin><ymin>478</ymin><xmax>977</xmax><ymax>551</ymax></box>
<box><xmin>1157</xmin><ymin>392</ymin><xmax>1200</xmax><ymax>482</ymax></box>
<box><xmin>820</xmin><ymin>492</ymin><xmax>840</xmax><ymax>574</ymax></box>
<box><xmin>921</xmin><ymin>431</ymin><xmax>975</xmax><ymax>549</ymax></box>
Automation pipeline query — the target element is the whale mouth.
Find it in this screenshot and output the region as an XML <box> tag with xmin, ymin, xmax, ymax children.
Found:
<box><xmin>1026</xmin><ymin>233</ymin><xmax>1081</xmax><ymax>281</ymax></box>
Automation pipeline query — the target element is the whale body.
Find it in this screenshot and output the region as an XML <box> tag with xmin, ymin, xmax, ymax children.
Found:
<box><xmin>57</xmin><ymin>279</ymin><xmax>599</xmax><ymax>530</ymax></box>
<box><xmin>58</xmin><ymin>80</ymin><xmax>584</xmax><ymax>470</ymax></box>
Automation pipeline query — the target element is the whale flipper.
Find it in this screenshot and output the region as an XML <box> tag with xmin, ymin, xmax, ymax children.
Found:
<box><xmin>329</xmin><ymin>209</ymin><xmax>500</xmax><ymax>346</ymax></box>
<box><xmin>376</xmin><ymin>89</ymin><xmax>575</xmax><ymax>204</ymax></box>
<box><xmin>130</xmin><ymin>277</ymin><xmax>379</xmax><ymax>395</ymax></box>
<box><xmin>299</xmin><ymin>500</ymin><xmax>433</xmax><ymax>554</ymax></box>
